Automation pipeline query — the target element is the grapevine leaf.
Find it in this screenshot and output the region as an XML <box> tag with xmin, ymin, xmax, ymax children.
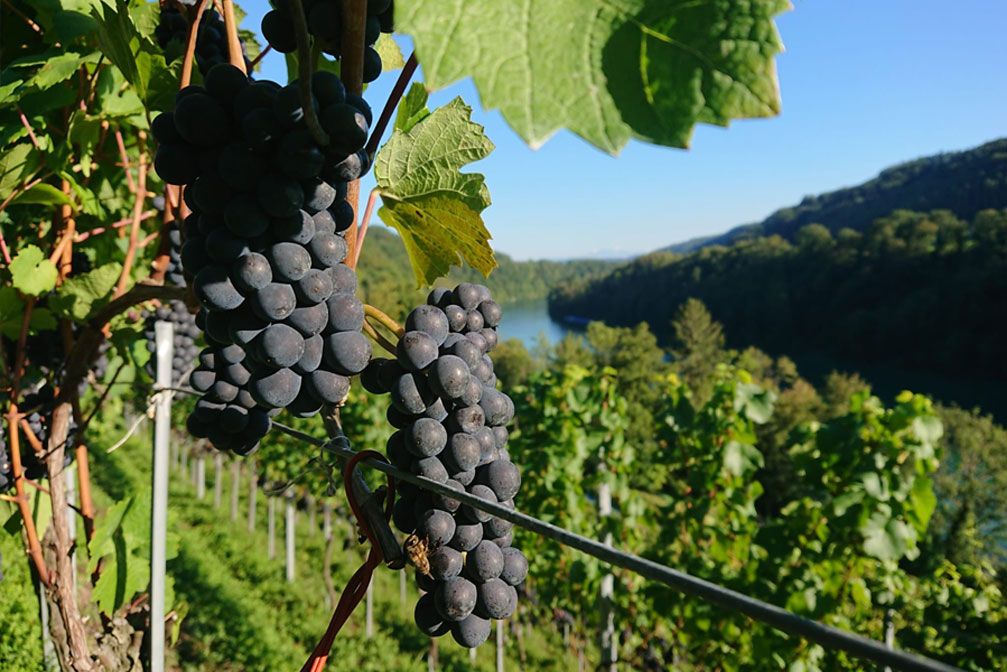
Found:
<box><xmin>397</xmin><ymin>0</ymin><xmax>790</xmax><ymax>153</ymax></box>
<box><xmin>50</xmin><ymin>263</ymin><xmax>122</xmax><ymax>322</ymax></box>
<box><xmin>25</xmin><ymin>52</ymin><xmax>84</xmax><ymax>89</ymax></box>
<box><xmin>375</xmin><ymin>33</ymin><xmax>405</xmax><ymax>72</ymax></box>
<box><xmin>0</xmin><ymin>143</ymin><xmax>41</xmax><ymax>201</ymax></box>
<box><xmin>53</xmin><ymin>11</ymin><xmax>100</xmax><ymax>42</ymax></box>
<box><xmin>10</xmin><ymin>183</ymin><xmax>75</xmax><ymax>209</ymax></box>
<box><xmin>375</xmin><ymin>97</ymin><xmax>495</xmax><ymax>286</ymax></box>
<box><xmin>90</xmin><ymin>0</ymin><xmax>143</xmax><ymax>97</ymax></box>
<box><xmin>394</xmin><ymin>82</ymin><xmax>430</xmax><ymax>133</ymax></box>
<box><xmin>9</xmin><ymin>245</ymin><xmax>58</xmax><ymax>297</ymax></box>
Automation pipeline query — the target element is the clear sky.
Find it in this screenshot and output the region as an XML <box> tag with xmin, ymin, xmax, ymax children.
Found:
<box><xmin>242</xmin><ymin>1</ymin><xmax>1007</xmax><ymax>260</ymax></box>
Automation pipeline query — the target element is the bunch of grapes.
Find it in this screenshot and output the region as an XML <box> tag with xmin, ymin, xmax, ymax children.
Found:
<box><xmin>153</xmin><ymin>63</ymin><xmax>374</xmax><ymax>453</ymax></box>
<box><xmin>155</xmin><ymin>5</ymin><xmax>249</xmax><ymax>77</ymax></box>
<box><xmin>261</xmin><ymin>0</ymin><xmax>393</xmax><ymax>83</ymax></box>
<box><xmin>361</xmin><ymin>283</ymin><xmax>528</xmax><ymax>648</ymax></box>
<box><xmin>144</xmin><ymin>222</ymin><xmax>201</xmax><ymax>386</ymax></box>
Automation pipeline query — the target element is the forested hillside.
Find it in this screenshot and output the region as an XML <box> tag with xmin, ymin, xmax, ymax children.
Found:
<box><xmin>667</xmin><ymin>138</ymin><xmax>1007</xmax><ymax>252</ymax></box>
<box><xmin>550</xmin><ymin>209</ymin><xmax>1007</xmax><ymax>412</ymax></box>
<box><xmin>357</xmin><ymin>227</ymin><xmax>615</xmax><ymax>318</ymax></box>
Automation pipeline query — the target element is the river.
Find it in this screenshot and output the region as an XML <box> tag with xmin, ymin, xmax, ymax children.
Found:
<box><xmin>497</xmin><ymin>299</ymin><xmax>573</xmax><ymax>348</ymax></box>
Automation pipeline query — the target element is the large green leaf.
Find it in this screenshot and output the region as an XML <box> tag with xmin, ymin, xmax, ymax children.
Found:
<box><xmin>0</xmin><ymin>143</ymin><xmax>42</xmax><ymax>201</ymax></box>
<box><xmin>375</xmin><ymin>97</ymin><xmax>495</xmax><ymax>286</ymax></box>
<box><xmin>9</xmin><ymin>245</ymin><xmax>58</xmax><ymax>297</ymax></box>
<box><xmin>397</xmin><ymin>0</ymin><xmax>790</xmax><ymax>153</ymax></box>
<box><xmin>50</xmin><ymin>262</ymin><xmax>121</xmax><ymax>321</ymax></box>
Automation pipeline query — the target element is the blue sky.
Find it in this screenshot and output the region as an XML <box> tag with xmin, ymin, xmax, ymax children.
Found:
<box><xmin>243</xmin><ymin>1</ymin><xmax>1007</xmax><ymax>260</ymax></box>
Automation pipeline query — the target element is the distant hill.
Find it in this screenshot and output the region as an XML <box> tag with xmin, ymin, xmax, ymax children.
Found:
<box><xmin>664</xmin><ymin>138</ymin><xmax>1007</xmax><ymax>253</ymax></box>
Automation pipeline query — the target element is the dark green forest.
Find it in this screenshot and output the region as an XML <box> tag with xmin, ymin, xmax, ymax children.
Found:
<box><xmin>550</xmin><ymin>208</ymin><xmax>1007</xmax><ymax>415</ymax></box>
<box><xmin>670</xmin><ymin>138</ymin><xmax>1007</xmax><ymax>251</ymax></box>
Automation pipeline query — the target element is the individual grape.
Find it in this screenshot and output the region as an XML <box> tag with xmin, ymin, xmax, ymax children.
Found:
<box><xmin>415</xmin><ymin>457</ymin><xmax>449</xmax><ymax>484</ymax></box>
<box><xmin>257</xmin><ymin>174</ymin><xmax>303</xmax><ymax>217</ymax></box>
<box><xmin>435</xmin><ymin>577</ymin><xmax>477</xmax><ymax>622</ymax></box>
<box><xmin>444</xmin><ymin>433</ymin><xmax>480</xmax><ymax>472</ymax></box>
<box><xmin>414</xmin><ymin>593</ymin><xmax>450</xmax><ymax>637</ymax></box>
<box><xmin>408</xmin><ymin>417</ymin><xmax>447</xmax><ymax>458</ymax></box>
<box><xmin>406</xmin><ymin>305</ymin><xmax>450</xmax><ymax>346</ymax></box>
<box><xmin>308</xmin><ymin>232</ymin><xmax>348</xmax><ymax>268</ymax></box>
<box><xmin>305</xmin><ymin>370</ymin><xmax>350</xmax><ymax>404</ymax></box>
<box><xmin>428</xmin><ymin>355</ymin><xmax>470</xmax><ymax>399</ymax></box>
<box><xmin>319</xmin><ymin>104</ymin><xmax>368</xmax><ymax>155</ymax></box>
<box><xmin>323</xmin><ymin>332</ymin><xmax>371</xmax><ymax>375</ymax></box>
<box><xmin>268</xmin><ymin>242</ymin><xmax>312</xmax><ymax>282</ymax></box>
<box><xmin>205</xmin><ymin>229</ymin><xmax>250</xmax><ymax>263</ymax></box>
<box><xmin>293</xmin><ymin>334</ymin><xmax>324</xmax><ymax>374</ymax></box>
<box><xmin>462</xmin><ymin>484</ymin><xmax>497</xmax><ymax>524</ymax></box>
<box><xmin>287</xmin><ymin>303</ymin><xmax>329</xmax><ymax>336</ymax></box>
<box><xmin>479</xmin><ymin>459</ymin><xmax>521</xmax><ymax>501</ymax></box>
<box><xmin>261</xmin><ymin>10</ymin><xmax>296</xmax><ymax>52</ymax></box>
<box><xmin>255</xmin><ymin>323</ymin><xmax>305</xmax><ymax>368</ymax></box>
<box><xmin>432</xmin><ymin>479</ymin><xmax>464</xmax><ymax>514</ymax></box>
<box><xmin>428</xmin><ymin>546</ymin><xmax>463</xmax><ymax>580</ymax></box>
<box><xmin>229</xmin><ymin>309</ymin><xmax>269</xmax><ymax>345</ymax></box>
<box><xmin>324</xmin><ymin>293</ymin><xmax>363</xmax><ymax>331</ymax></box>
<box><xmin>173</xmin><ymin>93</ymin><xmax>229</xmax><ymax>147</ymax></box>
<box><xmin>224</xmin><ymin>200</ymin><xmax>270</xmax><ymax>238</ymax></box>
<box><xmin>500</xmin><ymin>547</ymin><xmax>528</xmax><ymax>586</ymax></box>
<box><xmin>231</xmin><ymin>253</ymin><xmax>272</xmax><ymax>292</ymax></box>
<box><xmin>391</xmin><ymin>373</ymin><xmax>435</xmax><ymax>415</ymax></box>
<box><xmin>194</xmin><ymin>266</ymin><xmax>244</xmax><ymax>311</ymax></box>
<box><xmin>449</xmin><ymin>522</ymin><xmax>483</xmax><ymax>552</ymax></box>
<box><xmin>397</xmin><ymin>331</ymin><xmax>439</xmax><ymax>372</ymax></box>
<box><xmin>451</xmin><ymin>614</ymin><xmax>491</xmax><ymax>648</ymax></box>
<box><xmin>465</xmin><ymin>541</ymin><xmax>504</xmax><ymax>583</ymax></box>
<box><xmin>250</xmin><ymin>368</ymin><xmax>302</xmax><ymax>409</ymax></box>
<box><xmin>252</xmin><ymin>283</ymin><xmax>297</xmax><ymax>321</ymax></box>
<box><xmin>421</xmin><ymin>509</ymin><xmax>456</xmax><ymax>548</ymax></box>
<box><xmin>475</xmin><ymin>578</ymin><xmax>516</xmax><ymax>620</ymax></box>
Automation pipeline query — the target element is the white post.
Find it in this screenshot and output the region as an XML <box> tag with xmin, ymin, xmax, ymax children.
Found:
<box><xmin>399</xmin><ymin>570</ymin><xmax>407</xmax><ymax>608</ymax></box>
<box><xmin>150</xmin><ymin>320</ymin><xmax>173</xmax><ymax>672</ymax></box>
<box><xmin>230</xmin><ymin>460</ymin><xmax>240</xmax><ymax>522</ymax></box>
<box><xmin>365</xmin><ymin>577</ymin><xmax>374</xmax><ymax>637</ymax></box>
<box><xmin>213</xmin><ymin>452</ymin><xmax>223</xmax><ymax>509</ymax></box>
<box><xmin>195</xmin><ymin>454</ymin><xmax>206</xmax><ymax>500</ymax></box>
<box><xmin>599</xmin><ymin>478</ymin><xmax>617</xmax><ymax>672</ymax></box>
<box><xmin>247</xmin><ymin>461</ymin><xmax>257</xmax><ymax>532</ymax></box>
<box><xmin>268</xmin><ymin>497</ymin><xmax>276</xmax><ymax>560</ymax></box>
<box><xmin>884</xmin><ymin>608</ymin><xmax>895</xmax><ymax>672</ymax></box>
<box><xmin>307</xmin><ymin>496</ymin><xmax>316</xmax><ymax>535</ymax></box>
<box><xmin>323</xmin><ymin>501</ymin><xmax>332</xmax><ymax>540</ymax></box>
<box><xmin>285</xmin><ymin>493</ymin><xmax>296</xmax><ymax>583</ymax></box>
<box><xmin>496</xmin><ymin>619</ymin><xmax>505</xmax><ymax>672</ymax></box>
<box><xmin>469</xmin><ymin>647</ymin><xmax>476</xmax><ymax>663</ymax></box>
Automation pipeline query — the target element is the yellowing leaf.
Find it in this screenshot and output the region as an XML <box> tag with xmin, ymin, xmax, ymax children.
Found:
<box><xmin>375</xmin><ymin>97</ymin><xmax>495</xmax><ymax>286</ymax></box>
<box><xmin>375</xmin><ymin>34</ymin><xmax>405</xmax><ymax>72</ymax></box>
<box><xmin>397</xmin><ymin>0</ymin><xmax>790</xmax><ymax>153</ymax></box>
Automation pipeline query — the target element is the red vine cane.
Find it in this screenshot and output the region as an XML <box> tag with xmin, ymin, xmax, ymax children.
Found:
<box><xmin>300</xmin><ymin>450</ymin><xmax>396</xmax><ymax>672</ymax></box>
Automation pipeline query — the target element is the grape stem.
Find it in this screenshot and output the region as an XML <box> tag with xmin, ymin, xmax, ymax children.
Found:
<box><xmin>361</xmin><ymin>320</ymin><xmax>397</xmax><ymax>356</ymax></box>
<box><xmin>249</xmin><ymin>44</ymin><xmax>272</xmax><ymax>69</ymax></box>
<box><xmin>339</xmin><ymin>0</ymin><xmax>368</xmax><ymax>267</ymax></box>
<box><xmin>365</xmin><ymin>52</ymin><xmax>419</xmax><ymax>158</ymax></box>
<box><xmin>363</xmin><ymin>304</ymin><xmax>404</xmax><ymax>338</ymax></box>
<box><xmin>180</xmin><ymin>0</ymin><xmax>210</xmax><ymax>89</ymax></box>
<box><xmin>221</xmin><ymin>0</ymin><xmax>247</xmax><ymax>73</ymax></box>
<box><xmin>289</xmin><ymin>0</ymin><xmax>330</xmax><ymax>146</ymax></box>
<box><xmin>114</xmin><ymin>129</ymin><xmax>135</xmax><ymax>195</ymax></box>
<box><xmin>349</xmin><ymin>188</ymin><xmax>378</xmax><ymax>269</ymax></box>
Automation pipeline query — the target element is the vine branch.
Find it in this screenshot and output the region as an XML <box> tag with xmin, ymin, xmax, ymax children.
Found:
<box><xmin>339</xmin><ymin>0</ymin><xmax>368</xmax><ymax>265</ymax></box>
<box><xmin>363</xmin><ymin>304</ymin><xmax>404</xmax><ymax>338</ymax></box>
<box><xmin>350</xmin><ymin>188</ymin><xmax>379</xmax><ymax>268</ymax></box>
<box><xmin>221</xmin><ymin>0</ymin><xmax>247</xmax><ymax>73</ymax></box>
<box><xmin>365</xmin><ymin>51</ymin><xmax>418</xmax><ymax>157</ymax></box>
<box><xmin>113</xmin><ymin>133</ymin><xmax>148</xmax><ymax>298</ymax></box>
<box><xmin>289</xmin><ymin>0</ymin><xmax>329</xmax><ymax>146</ymax></box>
<box><xmin>180</xmin><ymin>0</ymin><xmax>210</xmax><ymax>88</ymax></box>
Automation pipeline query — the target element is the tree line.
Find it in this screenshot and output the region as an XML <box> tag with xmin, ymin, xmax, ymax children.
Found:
<box><xmin>549</xmin><ymin>209</ymin><xmax>1007</xmax><ymax>415</ymax></box>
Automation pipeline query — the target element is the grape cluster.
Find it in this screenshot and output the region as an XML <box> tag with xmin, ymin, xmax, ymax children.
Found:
<box><xmin>152</xmin><ymin>63</ymin><xmax>374</xmax><ymax>452</ymax></box>
<box><xmin>261</xmin><ymin>0</ymin><xmax>393</xmax><ymax>83</ymax></box>
<box><xmin>144</xmin><ymin>222</ymin><xmax>201</xmax><ymax>386</ymax></box>
<box><xmin>155</xmin><ymin>6</ymin><xmax>249</xmax><ymax>77</ymax></box>
<box><xmin>361</xmin><ymin>283</ymin><xmax>528</xmax><ymax>648</ymax></box>
<box><xmin>16</xmin><ymin>385</ymin><xmax>76</xmax><ymax>485</ymax></box>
